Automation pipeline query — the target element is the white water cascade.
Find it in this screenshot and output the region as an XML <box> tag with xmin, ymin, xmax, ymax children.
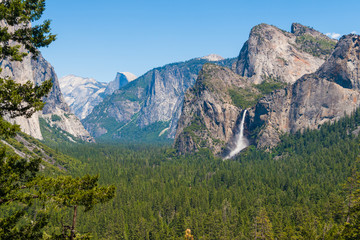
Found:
<box><xmin>225</xmin><ymin>110</ymin><xmax>249</xmax><ymax>159</ymax></box>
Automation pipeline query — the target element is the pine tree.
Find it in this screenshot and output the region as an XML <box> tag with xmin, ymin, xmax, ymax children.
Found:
<box><xmin>0</xmin><ymin>0</ymin><xmax>56</xmax><ymax>60</ymax></box>
<box><xmin>0</xmin><ymin>1</ymin><xmax>55</xmax><ymax>238</ymax></box>
<box><xmin>0</xmin><ymin>1</ymin><xmax>115</xmax><ymax>239</ymax></box>
<box><xmin>251</xmin><ymin>207</ymin><xmax>274</xmax><ymax>240</ymax></box>
<box><xmin>0</xmin><ymin>0</ymin><xmax>55</xmax><ymax>137</ymax></box>
<box><xmin>37</xmin><ymin>175</ymin><xmax>115</xmax><ymax>239</ymax></box>
<box><xmin>342</xmin><ymin>162</ymin><xmax>360</xmax><ymax>239</ymax></box>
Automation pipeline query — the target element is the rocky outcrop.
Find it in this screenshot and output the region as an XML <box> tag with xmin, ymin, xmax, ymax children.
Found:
<box><xmin>174</xmin><ymin>64</ymin><xmax>250</xmax><ymax>155</ymax></box>
<box><xmin>40</xmin><ymin>110</ymin><xmax>94</xmax><ymax>143</ymax></box>
<box><xmin>317</xmin><ymin>35</ymin><xmax>360</xmax><ymax>89</ymax></box>
<box><xmin>1</xmin><ymin>53</ymin><xmax>43</xmax><ymax>139</ymax></box>
<box><xmin>235</xmin><ymin>23</ymin><xmax>336</xmax><ymax>84</ymax></box>
<box><xmin>249</xmin><ymin>34</ymin><xmax>360</xmax><ymax>148</ymax></box>
<box><xmin>291</xmin><ymin>23</ymin><xmax>337</xmax><ymax>59</ymax></box>
<box><xmin>32</xmin><ymin>55</ymin><xmax>71</xmax><ymax>114</ymax></box>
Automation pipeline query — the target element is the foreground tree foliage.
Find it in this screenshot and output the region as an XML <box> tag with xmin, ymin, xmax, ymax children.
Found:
<box><xmin>38</xmin><ymin>175</ymin><xmax>115</xmax><ymax>239</ymax></box>
<box><xmin>0</xmin><ymin>0</ymin><xmax>56</xmax><ymax>60</ymax></box>
<box><xmin>0</xmin><ymin>1</ymin><xmax>115</xmax><ymax>239</ymax></box>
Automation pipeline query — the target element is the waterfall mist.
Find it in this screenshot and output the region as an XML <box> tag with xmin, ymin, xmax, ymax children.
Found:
<box><xmin>224</xmin><ymin>110</ymin><xmax>248</xmax><ymax>159</ymax></box>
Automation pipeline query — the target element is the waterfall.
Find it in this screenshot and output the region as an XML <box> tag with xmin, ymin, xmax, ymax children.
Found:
<box><xmin>225</xmin><ymin>110</ymin><xmax>248</xmax><ymax>159</ymax></box>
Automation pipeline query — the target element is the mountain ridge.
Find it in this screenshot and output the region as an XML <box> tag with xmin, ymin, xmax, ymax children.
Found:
<box><xmin>60</xmin><ymin>72</ymin><xmax>137</xmax><ymax>120</ymax></box>
<box><xmin>82</xmin><ymin>56</ymin><xmax>237</xmax><ymax>141</ymax></box>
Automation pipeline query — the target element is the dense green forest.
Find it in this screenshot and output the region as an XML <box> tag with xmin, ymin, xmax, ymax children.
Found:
<box><xmin>40</xmin><ymin>108</ymin><xmax>360</xmax><ymax>239</ymax></box>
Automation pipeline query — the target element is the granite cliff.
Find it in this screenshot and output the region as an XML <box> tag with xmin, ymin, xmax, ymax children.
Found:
<box><xmin>174</xmin><ymin>64</ymin><xmax>251</xmax><ymax>155</ymax></box>
<box><xmin>235</xmin><ymin>23</ymin><xmax>336</xmax><ymax>84</ymax></box>
<box><xmin>0</xmin><ymin>19</ymin><xmax>93</xmax><ymax>142</ymax></box>
<box><xmin>0</xmin><ymin>52</ymin><xmax>94</xmax><ymax>142</ymax></box>
<box><xmin>249</xmin><ymin>34</ymin><xmax>360</xmax><ymax>148</ymax></box>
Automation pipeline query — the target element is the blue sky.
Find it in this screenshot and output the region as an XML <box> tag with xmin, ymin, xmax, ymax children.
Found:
<box><xmin>39</xmin><ymin>0</ymin><xmax>359</xmax><ymax>82</ymax></box>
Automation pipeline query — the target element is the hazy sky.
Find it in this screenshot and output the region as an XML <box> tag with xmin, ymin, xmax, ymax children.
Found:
<box><xmin>38</xmin><ymin>0</ymin><xmax>359</xmax><ymax>82</ymax></box>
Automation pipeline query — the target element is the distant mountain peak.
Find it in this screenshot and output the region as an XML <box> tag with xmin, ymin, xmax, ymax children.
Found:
<box><xmin>59</xmin><ymin>75</ymin><xmax>107</xmax><ymax>120</ymax></box>
<box><xmin>104</xmin><ymin>72</ymin><xmax>137</xmax><ymax>96</ymax></box>
<box><xmin>200</xmin><ymin>54</ymin><xmax>224</xmax><ymax>61</ymax></box>
<box><xmin>119</xmin><ymin>72</ymin><xmax>137</xmax><ymax>82</ymax></box>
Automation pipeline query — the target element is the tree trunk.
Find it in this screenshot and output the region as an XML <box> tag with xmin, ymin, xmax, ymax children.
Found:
<box><xmin>347</xmin><ymin>177</ymin><xmax>354</xmax><ymax>223</ymax></box>
<box><xmin>70</xmin><ymin>205</ymin><xmax>77</xmax><ymax>240</ymax></box>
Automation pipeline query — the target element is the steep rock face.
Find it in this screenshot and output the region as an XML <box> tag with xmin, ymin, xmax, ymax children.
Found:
<box><xmin>1</xmin><ymin>52</ymin><xmax>43</xmax><ymax>139</ymax></box>
<box><xmin>82</xmin><ymin>69</ymin><xmax>149</xmax><ymax>139</ymax></box>
<box><xmin>84</xmin><ymin>90</ymin><xmax>143</xmax><ymax>138</ymax></box>
<box><xmin>2</xmin><ymin>53</ymin><xmax>94</xmax><ymax>142</ymax></box>
<box><xmin>138</xmin><ymin>63</ymin><xmax>201</xmax><ymax>131</ymax></box>
<box><xmin>32</xmin><ymin>55</ymin><xmax>71</xmax><ymax>114</ymax></box>
<box><xmin>60</xmin><ymin>75</ymin><xmax>107</xmax><ymax>120</ymax></box>
<box><xmin>104</xmin><ymin>72</ymin><xmax>137</xmax><ymax>95</ymax></box>
<box><xmin>82</xmin><ymin>56</ymin><xmax>236</xmax><ymax>141</ymax></box>
<box><xmin>250</xmin><ymin>34</ymin><xmax>360</xmax><ymax>148</ymax></box>
<box><xmin>235</xmin><ymin>23</ymin><xmax>336</xmax><ymax>84</ymax></box>
<box><xmin>317</xmin><ymin>35</ymin><xmax>360</xmax><ymax>89</ymax></box>
<box><xmin>40</xmin><ymin>109</ymin><xmax>94</xmax><ymax>143</ymax></box>
<box><xmin>174</xmin><ymin>64</ymin><xmax>250</xmax><ymax>155</ymax></box>
<box><xmin>0</xmin><ymin>27</ymin><xmax>94</xmax><ymax>142</ymax></box>
<box><xmin>36</xmin><ymin>56</ymin><xmax>95</xmax><ymax>142</ymax></box>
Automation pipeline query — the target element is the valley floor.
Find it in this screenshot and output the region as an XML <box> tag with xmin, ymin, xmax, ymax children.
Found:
<box><xmin>42</xmin><ymin>109</ymin><xmax>360</xmax><ymax>239</ymax></box>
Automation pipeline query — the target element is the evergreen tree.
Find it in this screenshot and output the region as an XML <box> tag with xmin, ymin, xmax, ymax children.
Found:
<box><xmin>37</xmin><ymin>175</ymin><xmax>115</xmax><ymax>239</ymax></box>
<box><xmin>0</xmin><ymin>0</ymin><xmax>56</xmax><ymax>60</ymax></box>
<box><xmin>0</xmin><ymin>1</ymin><xmax>55</xmax><ymax>238</ymax></box>
<box><xmin>0</xmin><ymin>1</ymin><xmax>115</xmax><ymax>239</ymax></box>
<box><xmin>252</xmin><ymin>207</ymin><xmax>274</xmax><ymax>240</ymax></box>
<box><xmin>342</xmin><ymin>162</ymin><xmax>360</xmax><ymax>239</ymax></box>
